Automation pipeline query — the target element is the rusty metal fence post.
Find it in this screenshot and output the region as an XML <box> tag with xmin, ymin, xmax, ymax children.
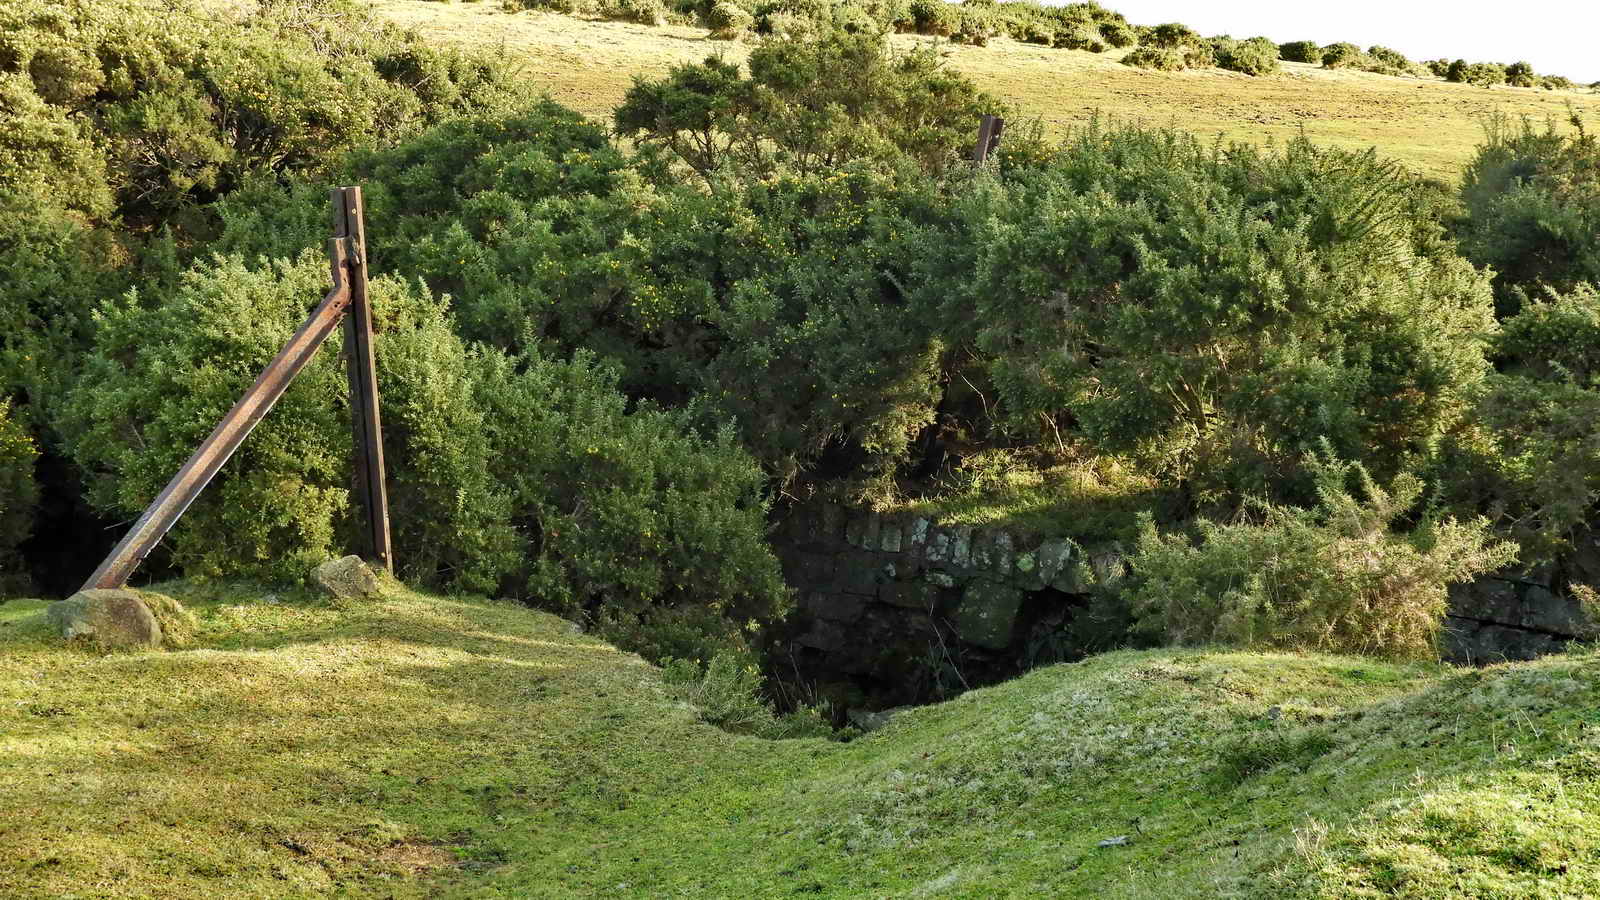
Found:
<box><xmin>82</xmin><ymin>187</ymin><xmax>393</xmax><ymax>591</ymax></box>
<box><xmin>973</xmin><ymin>114</ymin><xmax>1005</xmax><ymax>163</ymax></box>
<box><xmin>335</xmin><ymin>187</ymin><xmax>393</xmax><ymax>573</ymax></box>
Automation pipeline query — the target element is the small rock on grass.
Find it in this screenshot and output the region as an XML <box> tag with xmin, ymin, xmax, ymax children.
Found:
<box><xmin>312</xmin><ymin>555</ymin><xmax>380</xmax><ymax>600</ymax></box>
<box><xmin>48</xmin><ymin>588</ymin><xmax>163</xmax><ymax>650</ymax></box>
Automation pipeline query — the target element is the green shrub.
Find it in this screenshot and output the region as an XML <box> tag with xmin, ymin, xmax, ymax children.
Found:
<box><xmin>1213</xmin><ymin>36</ymin><xmax>1280</xmax><ymax>76</ymax></box>
<box><xmin>471</xmin><ymin>348</ymin><xmax>788</xmax><ymax>642</ymax></box>
<box><xmin>0</xmin><ymin>189</ymin><xmax>127</xmax><ymax>417</ymax></box>
<box><xmin>663</xmin><ymin>651</ymin><xmax>835</xmax><ymax>738</ymax></box>
<box><xmin>910</xmin><ymin>124</ymin><xmax>1496</xmax><ymax>506</ymax></box>
<box><xmin>1441</xmin><ymin>284</ymin><xmax>1600</xmax><ymax>561</ymax></box>
<box><xmin>707</xmin><ymin>0</ymin><xmax>754</xmax><ymax>37</ymax></box>
<box><xmin>1541</xmin><ymin>75</ymin><xmax>1575</xmax><ymax>91</ymax></box>
<box><xmin>1496</xmin><ymin>282</ymin><xmax>1600</xmax><ymax>383</ymax></box>
<box><xmin>1019</xmin><ymin>19</ymin><xmax>1055</xmax><ymax>45</ymax></box>
<box><xmin>64</xmin><ymin>252</ymin><xmax>517</xmax><ymax>590</ymax></box>
<box><xmin>1365</xmin><ymin>46</ymin><xmax>1417</xmax><ymax>76</ymax></box>
<box><xmin>1459</xmin><ymin>115</ymin><xmax>1600</xmax><ymax>304</ymax></box>
<box><xmin>1321</xmin><ymin>42</ymin><xmax>1364</xmax><ymax>69</ymax></box>
<box><xmin>610</xmin><ymin>0</ymin><xmax>669</xmax><ymax>24</ymax></box>
<box><xmin>953</xmin><ymin>6</ymin><xmax>997</xmax><ymax>45</ymax></box>
<box><xmin>618</xmin><ymin>30</ymin><xmax>993</xmax><ymax>178</ymax></box>
<box><xmin>1426</xmin><ymin>59</ymin><xmax>1451</xmax><ymax>78</ymax></box>
<box><xmin>63</xmin><ymin>245</ymin><xmax>786</xmax><ymax>648</ymax></box>
<box><xmin>1446</xmin><ymin>59</ymin><xmax>1470</xmax><ymax>82</ymax></box>
<box><xmin>1146</xmin><ymin>22</ymin><xmax>1198</xmax><ymax>50</ymax></box>
<box><xmin>0</xmin><ymin>400</ymin><xmax>38</xmax><ymax>591</ymax></box>
<box><xmin>1505</xmin><ymin>61</ymin><xmax>1538</xmax><ymax>88</ymax></box>
<box><xmin>1051</xmin><ymin>18</ymin><xmax>1105</xmax><ymax>53</ymax></box>
<box><xmin>1100</xmin><ymin>21</ymin><xmax>1136</xmax><ymax>49</ymax></box>
<box><xmin>1122</xmin><ymin>46</ymin><xmax>1186</xmax><ymax>71</ymax></box>
<box><xmin>1126</xmin><ymin>455</ymin><xmax>1516</xmax><ymax>659</ymax></box>
<box><xmin>1277</xmin><ymin>40</ymin><xmax>1320</xmax><ymax>64</ymax></box>
<box><xmin>1445</xmin><ymin>374</ymin><xmax>1600</xmax><ymax>562</ymax></box>
<box><xmin>1467</xmin><ymin>62</ymin><xmax>1507</xmax><ymax>87</ymax></box>
<box><xmin>909</xmin><ymin>0</ymin><xmax>956</xmax><ymax>36</ymax></box>
<box><xmin>0</xmin><ymin>0</ymin><xmax>524</xmax><ymax>228</ymax></box>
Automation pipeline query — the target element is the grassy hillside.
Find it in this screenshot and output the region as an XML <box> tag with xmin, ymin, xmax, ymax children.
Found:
<box><xmin>3</xmin><ymin>584</ymin><xmax>1596</xmax><ymax>897</ymax></box>
<box><xmin>370</xmin><ymin>1</ymin><xmax>1600</xmax><ymax>181</ymax></box>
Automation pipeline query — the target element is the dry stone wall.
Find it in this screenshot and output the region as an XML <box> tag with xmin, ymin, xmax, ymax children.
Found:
<box><xmin>1443</xmin><ymin>536</ymin><xmax>1599</xmax><ymax>662</ymax></box>
<box><xmin>769</xmin><ymin>502</ymin><xmax>1104</xmax><ymax>707</ymax></box>
<box><xmin>772</xmin><ymin>504</ymin><xmax>1597</xmax><ymax>708</ymax></box>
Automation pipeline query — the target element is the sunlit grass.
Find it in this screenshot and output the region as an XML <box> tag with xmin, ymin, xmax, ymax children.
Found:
<box><xmin>369</xmin><ymin>0</ymin><xmax>1600</xmax><ymax>181</ymax></box>
<box><xmin>3</xmin><ymin>581</ymin><xmax>1596</xmax><ymax>896</ymax></box>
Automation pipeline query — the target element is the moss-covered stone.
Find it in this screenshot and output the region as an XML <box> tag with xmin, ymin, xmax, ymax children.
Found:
<box><xmin>953</xmin><ymin>581</ymin><xmax>1024</xmax><ymax>649</ymax></box>
<box><xmin>47</xmin><ymin>588</ymin><xmax>161</xmax><ymax>649</ymax></box>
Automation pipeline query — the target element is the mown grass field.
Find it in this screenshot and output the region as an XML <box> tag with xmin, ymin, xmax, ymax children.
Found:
<box><xmin>3</xmin><ymin>583</ymin><xmax>1597</xmax><ymax>897</ymax></box>
<box><xmin>370</xmin><ymin>1</ymin><xmax>1600</xmax><ymax>181</ymax></box>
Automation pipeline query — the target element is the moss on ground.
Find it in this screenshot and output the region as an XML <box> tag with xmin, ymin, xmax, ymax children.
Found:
<box><xmin>1</xmin><ymin>584</ymin><xmax>1595</xmax><ymax>896</ymax></box>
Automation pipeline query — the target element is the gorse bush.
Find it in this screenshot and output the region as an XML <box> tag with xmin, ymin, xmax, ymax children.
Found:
<box><xmin>663</xmin><ymin>651</ymin><xmax>834</xmax><ymax>738</ymax></box>
<box><xmin>1364</xmin><ymin>46</ymin><xmax>1419</xmax><ymax>77</ymax></box>
<box><xmin>0</xmin><ymin>0</ymin><xmax>525</xmax><ymax>228</ymax></box>
<box><xmin>909</xmin><ymin>124</ymin><xmax>1496</xmax><ymax>509</ymax></box>
<box><xmin>1211</xmin><ymin>36</ymin><xmax>1279</xmax><ymax>76</ymax></box>
<box><xmin>1121</xmin><ymin>23</ymin><xmax>1216</xmax><ymax>72</ymax></box>
<box><xmin>62</xmin><ymin>249</ymin><xmax>785</xmax><ymax>657</ymax></box>
<box><xmin>0</xmin><ymin>0</ymin><xmax>527</xmax><ymax>587</ymax></box>
<box><xmin>1441</xmin><ymin>284</ymin><xmax>1600</xmax><ymax>562</ymax></box>
<box><xmin>1505</xmin><ymin>61</ymin><xmax>1537</xmax><ymax>88</ymax></box>
<box><xmin>1277</xmin><ymin>40</ymin><xmax>1320</xmax><ymax>64</ymax></box>
<box><xmin>1459</xmin><ymin>114</ymin><xmax>1600</xmax><ymax>307</ymax></box>
<box><xmin>470</xmin><ymin>348</ymin><xmax>787</xmax><ymax>647</ymax></box>
<box><xmin>63</xmin><ymin>253</ymin><xmax>501</xmax><ymax>586</ymax></box>
<box><xmin>1320</xmin><ymin>42</ymin><xmax>1363</xmax><ymax>69</ymax></box>
<box><xmin>617</xmin><ymin>30</ymin><xmax>995</xmax><ymax>179</ymax></box>
<box><xmin>1145</xmin><ymin>22</ymin><xmax>1197</xmax><ymax>50</ymax></box>
<box><xmin>1121</xmin><ymin>46</ymin><xmax>1186</xmax><ymax>72</ymax></box>
<box><xmin>0</xmin><ymin>400</ymin><xmax>38</xmax><ymax>591</ymax></box>
<box><xmin>1126</xmin><ymin>455</ymin><xmax>1517</xmax><ymax>659</ymax></box>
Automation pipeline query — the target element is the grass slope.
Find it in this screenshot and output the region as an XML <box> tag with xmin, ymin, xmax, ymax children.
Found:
<box><xmin>369</xmin><ymin>2</ymin><xmax>1600</xmax><ymax>181</ymax></box>
<box><xmin>3</xmin><ymin>583</ymin><xmax>1597</xmax><ymax>897</ymax></box>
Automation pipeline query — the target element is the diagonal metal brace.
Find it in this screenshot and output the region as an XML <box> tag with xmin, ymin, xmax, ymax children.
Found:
<box><xmin>82</xmin><ymin>188</ymin><xmax>392</xmax><ymax>590</ymax></box>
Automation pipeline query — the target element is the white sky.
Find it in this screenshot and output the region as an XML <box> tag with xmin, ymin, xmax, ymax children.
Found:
<box><xmin>1100</xmin><ymin>1</ymin><xmax>1600</xmax><ymax>83</ymax></box>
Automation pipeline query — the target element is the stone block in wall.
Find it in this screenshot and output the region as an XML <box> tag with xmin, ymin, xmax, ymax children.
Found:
<box><xmin>1014</xmin><ymin>550</ymin><xmax>1044</xmax><ymax>591</ymax></box>
<box><xmin>836</xmin><ymin>553</ymin><xmax>889</xmax><ymax>596</ymax></box>
<box><xmin>820</xmin><ymin>504</ymin><xmax>845</xmax><ymax>543</ymax></box>
<box><xmin>971</xmin><ymin>532</ymin><xmax>993</xmax><ymax>570</ymax></box>
<box><xmin>952</xmin><ymin>527</ymin><xmax>974</xmax><ymax>568</ymax></box>
<box><xmin>781</xmin><ymin>551</ymin><xmax>837</xmax><ymax>588</ymax></box>
<box><xmin>1449</xmin><ymin>577</ymin><xmax>1521</xmax><ymax>625</ymax></box>
<box><xmin>845</xmin><ymin>517</ymin><xmax>865</xmax><ymax>548</ymax></box>
<box><xmin>1520</xmin><ymin>587</ymin><xmax>1585</xmax><ymax>635</ymax></box>
<box><xmin>952</xmin><ymin>581</ymin><xmax>1024</xmax><ymax>650</ymax></box>
<box><xmin>803</xmin><ymin>592</ymin><xmax>867</xmax><ymax>623</ymax></box>
<box><xmin>880</xmin><ymin>521</ymin><xmax>903</xmax><ymax>553</ymax></box>
<box><xmin>878</xmin><ymin>580</ymin><xmax>947</xmax><ymax>611</ymax></box>
<box><xmin>795</xmin><ymin>618</ymin><xmax>851</xmax><ymax>653</ymax></box>
<box><xmin>864</xmin><ymin>515</ymin><xmax>882</xmax><ymax>551</ymax></box>
<box><xmin>926</xmin><ymin>530</ymin><xmax>951</xmax><ymax>564</ymax></box>
<box><xmin>992</xmin><ymin>532</ymin><xmax>1014</xmax><ymax>576</ymax></box>
<box><xmin>1443</xmin><ymin>616</ymin><xmax>1568</xmax><ymax>663</ymax></box>
<box><xmin>1037</xmin><ymin>540</ymin><xmax>1072</xmax><ymax>585</ymax></box>
<box><xmin>909</xmin><ymin>518</ymin><xmax>930</xmax><ymax>549</ymax></box>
